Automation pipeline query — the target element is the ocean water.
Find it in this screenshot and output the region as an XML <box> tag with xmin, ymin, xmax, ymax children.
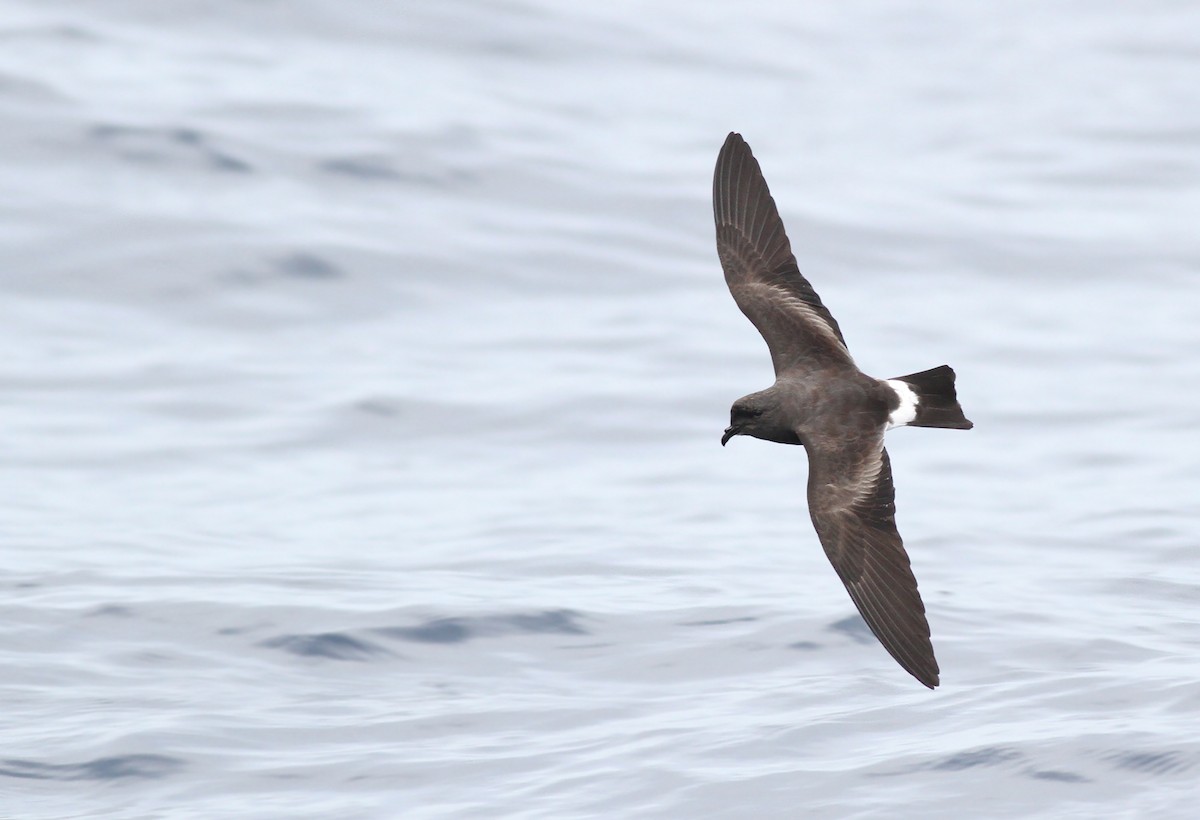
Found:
<box><xmin>2</xmin><ymin>1</ymin><xmax>1199</xmax><ymax>817</ymax></box>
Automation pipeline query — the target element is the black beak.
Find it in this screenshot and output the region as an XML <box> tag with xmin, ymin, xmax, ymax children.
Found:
<box><xmin>721</xmin><ymin>426</ymin><xmax>738</xmax><ymax>446</ymax></box>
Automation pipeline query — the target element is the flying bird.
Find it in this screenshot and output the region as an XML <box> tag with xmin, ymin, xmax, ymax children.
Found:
<box><xmin>713</xmin><ymin>132</ymin><xmax>973</xmax><ymax>689</ymax></box>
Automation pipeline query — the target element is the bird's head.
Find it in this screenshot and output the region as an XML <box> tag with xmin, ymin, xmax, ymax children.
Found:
<box><xmin>721</xmin><ymin>394</ymin><xmax>768</xmax><ymax>446</ymax></box>
<box><xmin>722</xmin><ymin>388</ymin><xmax>802</xmax><ymax>446</ymax></box>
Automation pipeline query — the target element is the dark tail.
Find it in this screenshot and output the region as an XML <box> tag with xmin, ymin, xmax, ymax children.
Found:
<box><xmin>891</xmin><ymin>365</ymin><xmax>973</xmax><ymax>430</ymax></box>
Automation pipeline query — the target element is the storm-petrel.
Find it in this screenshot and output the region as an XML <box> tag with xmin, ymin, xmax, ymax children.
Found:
<box><xmin>714</xmin><ymin>132</ymin><xmax>972</xmax><ymax>689</ymax></box>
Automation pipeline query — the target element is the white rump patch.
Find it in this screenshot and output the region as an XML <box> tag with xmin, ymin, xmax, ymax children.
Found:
<box><xmin>885</xmin><ymin>380</ymin><xmax>919</xmax><ymax>429</ymax></box>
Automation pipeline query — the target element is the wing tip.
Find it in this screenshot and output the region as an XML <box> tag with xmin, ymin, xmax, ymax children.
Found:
<box><xmin>883</xmin><ymin>636</ymin><xmax>941</xmax><ymax>690</ymax></box>
<box><xmin>904</xmin><ymin>644</ymin><xmax>940</xmax><ymax>689</ymax></box>
<box><xmin>719</xmin><ymin>131</ymin><xmax>749</xmax><ymax>159</ymax></box>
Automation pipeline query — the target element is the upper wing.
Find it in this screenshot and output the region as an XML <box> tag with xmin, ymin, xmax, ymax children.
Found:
<box><xmin>805</xmin><ymin>434</ymin><xmax>940</xmax><ymax>688</ymax></box>
<box><xmin>713</xmin><ymin>132</ymin><xmax>853</xmax><ymax>375</ymax></box>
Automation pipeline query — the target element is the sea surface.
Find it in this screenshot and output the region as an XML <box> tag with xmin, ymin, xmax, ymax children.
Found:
<box><xmin>2</xmin><ymin>2</ymin><xmax>1199</xmax><ymax>817</ymax></box>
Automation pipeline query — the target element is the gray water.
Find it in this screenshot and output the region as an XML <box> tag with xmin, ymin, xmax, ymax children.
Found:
<box><xmin>2</xmin><ymin>2</ymin><xmax>1199</xmax><ymax>817</ymax></box>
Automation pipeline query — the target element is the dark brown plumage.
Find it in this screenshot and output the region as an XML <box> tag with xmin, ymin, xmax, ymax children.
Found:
<box><xmin>713</xmin><ymin>132</ymin><xmax>972</xmax><ymax>689</ymax></box>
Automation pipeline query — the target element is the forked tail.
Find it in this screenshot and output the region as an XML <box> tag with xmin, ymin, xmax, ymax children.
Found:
<box><xmin>887</xmin><ymin>365</ymin><xmax>973</xmax><ymax>430</ymax></box>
